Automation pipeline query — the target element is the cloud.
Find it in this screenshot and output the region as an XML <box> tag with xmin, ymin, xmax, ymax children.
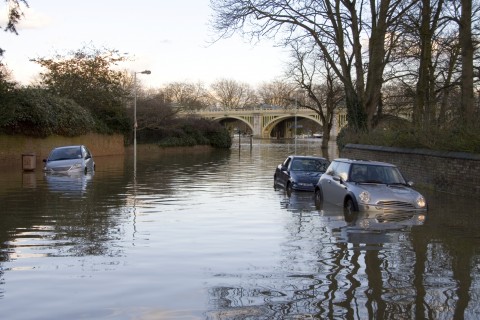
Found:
<box><xmin>17</xmin><ymin>7</ymin><xmax>52</xmax><ymax>30</ymax></box>
<box><xmin>158</xmin><ymin>39</ymin><xmax>173</xmax><ymax>45</ymax></box>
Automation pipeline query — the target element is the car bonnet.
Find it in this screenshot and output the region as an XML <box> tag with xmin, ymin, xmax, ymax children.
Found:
<box><xmin>352</xmin><ymin>183</ymin><xmax>420</xmax><ymax>201</ymax></box>
<box><xmin>292</xmin><ymin>171</ymin><xmax>323</xmax><ymax>183</ymax></box>
<box><xmin>45</xmin><ymin>158</ymin><xmax>83</xmax><ymax>170</ymax></box>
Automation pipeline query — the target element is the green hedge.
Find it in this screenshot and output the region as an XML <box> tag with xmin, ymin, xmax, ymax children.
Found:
<box><xmin>0</xmin><ymin>88</ymin><xmax>232</xmax><ymax>149</ymax></box>
<box><xmin>0</xmin><ymin>88</ymin><xmax>95</xmax><ymax>137</ymax></box>
<box><xmin>138</xmin><ymin>118</ymin><xmax>232</xmax><ymax>148</ymax></box>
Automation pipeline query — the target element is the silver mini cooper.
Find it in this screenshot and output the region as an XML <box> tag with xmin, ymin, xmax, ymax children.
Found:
<box><xmin>315</xmin><ymin>159</ymin><xmax>427</xmax><ymax>218</ymax></box>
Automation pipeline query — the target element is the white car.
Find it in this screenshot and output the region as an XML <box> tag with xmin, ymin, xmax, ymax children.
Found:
<box><xmin>43</xmin><ymin>145</ymin><xmax>95</xmax><ymax>174</ymax></box>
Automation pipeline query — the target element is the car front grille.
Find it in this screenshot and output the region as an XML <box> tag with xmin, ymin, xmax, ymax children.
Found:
<box><xmin>49</xmin><ymin>166</ymin><xmax>71</xmax><ymax>172</ymax></box>
<box><xmin>376</xmin><ymin>200</ymin><xmax>415</xmax><ymax>209</ymax></box>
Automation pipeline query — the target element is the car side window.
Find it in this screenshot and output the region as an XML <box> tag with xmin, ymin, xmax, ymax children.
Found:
<box><xmin>84</xmin><ymin>147</ymin><xmax>93</xmax><ymax>159</ymax></box>
<box><xmin>283</xmin><ymin>158</ymin><xmax>291</xmax><ymax>168</ymax></box>
<box><xmin>325</xmin><ymin>161</ymin><xmax>337</xmax><ymax>176</ymax></box>
<box><xmin>336</xmin><ymin>162</ymin><xmax>350</xmax><ymax>181</ymax></box>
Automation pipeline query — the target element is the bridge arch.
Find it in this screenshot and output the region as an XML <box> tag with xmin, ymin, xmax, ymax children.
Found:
<box><xmin>209</xmin><ymin>115</ymin><xmax>254</xmax><ymax>134</ymax></box>
<box><xmin>263</xmin><ymin>114</ymin><xmax>323</xmax><ymax>138</ymax></box>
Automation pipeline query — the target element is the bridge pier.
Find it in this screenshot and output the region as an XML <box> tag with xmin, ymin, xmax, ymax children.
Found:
<box><xmin>253</xmin><ymin>113</ymin><xmax>263</xmax><ymax>138</ymax></box>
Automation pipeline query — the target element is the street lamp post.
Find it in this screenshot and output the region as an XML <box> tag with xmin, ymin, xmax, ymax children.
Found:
<box><xmin>133</xmin><ymin>70</ymin><xmax>151</xmax><ymax>176</ymax></box>
<box><xmin>294</xmin><ymin>96</ymin><xmax>297</xmax><ymax>155</ymax></box>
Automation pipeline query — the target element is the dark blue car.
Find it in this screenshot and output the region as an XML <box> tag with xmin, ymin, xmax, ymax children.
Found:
<box><xmin>274</xmin><ymin>155</ymin><xmax>330</xmax><ymax>193</ymax></box>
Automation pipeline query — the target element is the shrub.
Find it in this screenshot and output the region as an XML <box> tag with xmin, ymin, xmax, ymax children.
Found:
<box><xmin>205</xmin><ymin>128</ymin><xmax>232</xmax><ymax>148</ymax></box>
<box><xmin>137</xmin><ymin>117</ymin><xmax>232</xmax><ymax>149</ymax></box>
<box><xmin>0</xmin><ymin>88</ymin><xmax>95</xmax><ymax>137</ymax></box>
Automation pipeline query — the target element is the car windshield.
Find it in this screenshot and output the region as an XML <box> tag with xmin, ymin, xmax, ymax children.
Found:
<box><xmin>291</xmin><ymin>159</ymin><xmax>328</xmax><ymax>172</ymax></box>
<box><xmin>49</xmin><ymin>147</ymin><xmax>82</xmax><ymax>161</ymax></box>
<box><xmin>349</xmin><ymin>164</ymin><xmax>406</xmax><ymax>184</ymax></box>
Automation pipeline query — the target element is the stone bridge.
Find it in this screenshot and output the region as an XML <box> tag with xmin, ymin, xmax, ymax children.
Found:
<box><xmin>179</xmin><ymin>108</ymin><xmax>347</xmax><ymax>139</ymax></box>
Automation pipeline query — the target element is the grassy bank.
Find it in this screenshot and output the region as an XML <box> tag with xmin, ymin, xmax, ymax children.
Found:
<box><xmin>337</xmin><ymin>125</ymin><xmax>480</xmax><ymax>154</ymax></box>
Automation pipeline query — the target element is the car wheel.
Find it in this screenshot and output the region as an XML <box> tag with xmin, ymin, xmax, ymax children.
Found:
<box><xmin>84</xmin><ymin>167</ymin><xmax>88</xmax><ymax>175</ymax></box>
<box><xmin>314</xmin><ymin>188</ymin><xmax>323</xmax><ymax>209</ymax></box>
<box><xmin>286</xmin><ymin>182</ymin><xmax>293</xmax><ymax>197</ymax></box>
<box><xmin>273</xmin><ymin>175</ymin><xmax>278</xmax><ymax>189</ymax></box>
<box><xmin>343</xmin><ymin>197</ymin><xmax>357</xmax><ymax>222</ymax></box>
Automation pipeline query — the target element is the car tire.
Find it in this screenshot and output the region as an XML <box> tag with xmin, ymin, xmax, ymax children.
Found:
<box><xmin>286</xmin><ymin>182</ymin><xmax>293</xmax><ymax>197</ymax></box>
<box><xmin>343</xmin><ymin>197</ymin><xmax>357</xmax><ymax>222</ymax></box>
<box><xmin>273</xmin><ymin>175</ymin><xmax>278</xmax><ymax>189</ymax></box>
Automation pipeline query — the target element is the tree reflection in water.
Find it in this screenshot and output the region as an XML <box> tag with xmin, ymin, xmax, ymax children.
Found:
<box><xmin>207</xmin><ymin>187</ymin><xmax>479</xmax><ymax>319</ymax></box>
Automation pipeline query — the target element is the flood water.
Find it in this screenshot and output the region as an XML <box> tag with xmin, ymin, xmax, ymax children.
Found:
<box><xmin>1</xmin><ymin>139</ymin><xmax>479</xmax><ymax>319</ymax></box>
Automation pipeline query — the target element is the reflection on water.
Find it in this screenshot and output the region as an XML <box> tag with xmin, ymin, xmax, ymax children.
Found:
<box><xmin>0</xmin><ymin>139</ymin><xmax>479</xmax><ymax>319</ymax></box>
<box><xmin>281</xmin><ymin>190</ymin><xmax>427</xmax><ymax>245</ymax></box>
<box><xmin>44</xmin><ymin>172</ymin><xmax>94</xmax><ymax>195</ymax></box>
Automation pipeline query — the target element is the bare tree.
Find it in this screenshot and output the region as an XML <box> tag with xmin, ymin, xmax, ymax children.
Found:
<box><xmin>411</xmin><ymin>0</ymin><xmax>447</xmax><ymax>127</ymax></box>
<box><xmin>397</xmin><ymin>0</ymin><xmax>479</xmax><ymax>128</ymax></box>
<box><xmin>256</xmin><ymin>80</ymin><xmax>296</xmax><ymax>108</ymax></box>
<box><xmin>1</xmin><ymin>0</ymin><xmax>29</xmax><ymax>57</ymax></box>
<box><xmin>163</xmin><ymin>81</ymin><xmax>209</xmax><ymax>112</ymax></box>
<box><xmin>287</xmin><ymin>43</ymin><xmax>343</xmax><ymax>148</ymax></box>
<box><xmin>210</xmin><ymin>78</ymin><xmax>258</xmax><ymax>109</ymax></box>
<box><xmin>459</xmin><ymin>0</ymin><xmax>476</xmax><ymax>125</ymax></box>
<box><xmin>135</xmin><ymin>93</ymin><xmax>177</xmax><ymax>131</ymax></box>
<box><xmin>436</xmin><ymin>33</ymin><xmax>462</xmax><ymax>126</ymax></box>
<box><xmin>210</xmin><ymin>0</ymin><xmax>419</xmax><ymax>131</ymax></box>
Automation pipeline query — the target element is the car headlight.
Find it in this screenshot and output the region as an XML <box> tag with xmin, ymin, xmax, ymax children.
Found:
<box><xmin>70</xmin><ymin>163</ymin><xmax>82</xmax><ymax>170</ymax></box>
<box><xmin>359</xmin><ymin>191</ymin><xmax>370</xmax><ymax>203</ymax></box>
<box><xmin>416</xmin><ymin>196</ymin><xmax>426</xmax><ymax>208</ymax></box>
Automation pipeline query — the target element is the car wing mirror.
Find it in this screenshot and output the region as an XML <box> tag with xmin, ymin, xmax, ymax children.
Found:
<box><xmin>332</xmin><ymin>175</ymin><xmax>343</xmax><ymax>183</ymax></box>
<box><xmin>407</xmin><ymin>181</ymin><xmax>414</xmax><ymax>187</ymax></box>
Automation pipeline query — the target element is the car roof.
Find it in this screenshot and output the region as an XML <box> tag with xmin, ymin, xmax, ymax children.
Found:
<box><xmin>52</xmin><ymin>145</ymin><xmax>83</xmax><ymax>150</ymax></box>
<box><xmin>332</xmin><ymin>158</ymin><xmax>397</xmax><ymax>167</ymax></box>
<box><xmin>289</xmin><ymin>155</ymin><xmax>327</xmax><ymax>160</ymax></box>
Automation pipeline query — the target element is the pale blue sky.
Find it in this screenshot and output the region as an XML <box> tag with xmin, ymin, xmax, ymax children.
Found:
<box><xmin>1</xmin><ymin>0</ymin><xmax>288</xmax><ymax>88</ymax></box>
